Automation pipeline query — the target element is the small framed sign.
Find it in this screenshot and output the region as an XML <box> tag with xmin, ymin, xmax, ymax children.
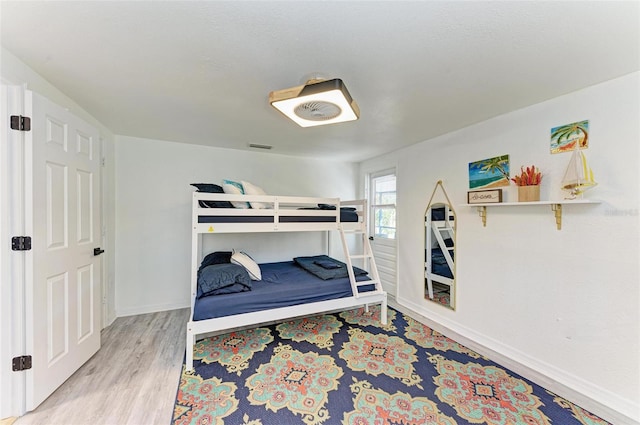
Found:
<box><xmin>467</xmin><ymin>189</ymin><xmax>503</xmax><ymax>204</ymax></box>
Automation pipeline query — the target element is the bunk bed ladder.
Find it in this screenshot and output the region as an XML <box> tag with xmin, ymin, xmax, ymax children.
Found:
<box><xmin>338</xmin><ymin>227</ymin><xmax>383</xmax><ymax>299</ymax></box>
<box><xmin>425</xmin><ymin>204</ymin><xmax>455</xmax><ymax>300</ymax></box>
<box><xmin>431</xmin><ymin>222</ymin><xmax>454</xmax><ymax>270</ymax></box>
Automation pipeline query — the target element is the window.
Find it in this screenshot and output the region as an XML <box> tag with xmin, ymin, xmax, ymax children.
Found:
<box><xmin>370</xmin><ymin>172</ymin><xmax>396</xmax><ymax>239</ymax></box>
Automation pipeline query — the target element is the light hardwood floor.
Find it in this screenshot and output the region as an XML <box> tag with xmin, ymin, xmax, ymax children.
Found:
<box><xmin>15</xmin><ymin>299</ymin><xmax>408</xmax><ymax>425</ymax></box>
<box><xmin>15</xmin><ymin>308</ymin><xmax>190</xmax><ymax>425</ymax></box>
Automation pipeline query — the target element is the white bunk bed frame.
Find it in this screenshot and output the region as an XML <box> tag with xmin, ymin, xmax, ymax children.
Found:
<box><xmin>425</xmin><ymin>204</ymin><xmax>455</xmax><ymax>300</ymax></box>
<box><xmin>186</xmin><ymin>192</ymin><xmax>388</xmax><ymax>371</ymax></box>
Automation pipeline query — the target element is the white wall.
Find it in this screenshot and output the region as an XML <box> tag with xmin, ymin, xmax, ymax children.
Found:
<box><xmin>114</xmin><ymin>136</ymin><xmax>358</xmax><ymax>316</ymax></box>
<box><xmin>1</xmin><ymin>47</ymin><xmax>118</xmax><ymax>327</ymax></box>
<box><xmin>360</xmin><ymin>72</ymin><xmax>640</xmax><ymax>424</ymax></box>
<box><xmin>1</xmin><ymin>47</ymin><xmax>117</xmax><ymax>418</ymax></box>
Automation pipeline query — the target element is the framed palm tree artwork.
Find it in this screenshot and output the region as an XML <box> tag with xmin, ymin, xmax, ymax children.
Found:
<box><xmin>468</xmin><ymin>155</ymin><xmax>510</xmax><ymax>189</ymax></box>
<box><xmin>550</xmin><ymin>120</ymin><xmax>589</xmax><ymax>154</ymax></box>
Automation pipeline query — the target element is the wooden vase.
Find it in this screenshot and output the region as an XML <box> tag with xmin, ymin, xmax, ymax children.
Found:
<box><xmin>518</xmin><ymin>185</ymin><xmax>540</xmax><ymax>202</ymax></box>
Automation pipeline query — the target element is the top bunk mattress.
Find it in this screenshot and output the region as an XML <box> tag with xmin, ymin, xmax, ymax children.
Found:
<box><xmin>193</xmin><ymin>260</ymin><xmax>375</xmax><ymax>321</ymax></box>
<box><xmin>197</xmin><ymin>208</ymin><xmax>358</xmax><ymax>223</ymax></box>
<box><xmin>193</xmin><ymin>192</ymin><xmax>364</xmax><ymax>227</ymax></box>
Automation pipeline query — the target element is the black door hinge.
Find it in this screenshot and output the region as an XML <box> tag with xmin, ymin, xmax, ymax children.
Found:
<box><xmin>12</xmin><ymin>355</ymin><xmax>32</xmax><ymax>371</ymax></box>
<box><xmin>10</xmin><ymin>115</ymin><xmax>31</xmax><ymax>131</ymax></box>
<box><xmin>11</xmin><ymin>236</ymin><xmax>32</xmax><ymax>251</ymax></box>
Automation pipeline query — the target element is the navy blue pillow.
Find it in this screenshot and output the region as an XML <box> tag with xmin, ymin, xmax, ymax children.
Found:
<box><xmin>191</xmin><ymin>183</ymin><xmax>234</xmax><ymax>208</ymax></box>
<box><xmin>317</xmin><ymin>204</ymin><xmax>356</xmax><ymax>211</ymax></box>
<box><xmin>197</xmin><ymin>263</ymin><xmax>251</xmax><ymax>298</ymax></box>
<box><xmin>317</xmin><ymin>203</ymin><xmax>337</xmax><ymax>210</ymax></box>
<box><xmin>198</xmin><ymin>251</ymin><xmax>232</xmax><ymax>278</ymax></box>
<box><xmin>191</xmin><ymin>183</ymin><xmax>224</xmax><ymax>193</ymax></box>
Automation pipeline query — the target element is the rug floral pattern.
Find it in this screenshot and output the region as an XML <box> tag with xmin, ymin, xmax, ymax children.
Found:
<box><xmin>344</xmin><ymin>378</ymin><xmax>456</xmax><ymax>425</ymax></box>
<box><xmin>339</xmin><ymin>328</ymin><xmax>422</xmax><ymax>388</ymax></box>
<box><xmin>193</xmin><ymin>327</ymin><xmax>273</xmax><ymax>375</ymax></box>
<box><xmin>173</xmin><ymin>369</ymin><xmax>238</xmax><ymax>425</ymax></box>
<box><xmin>276</xmin><ymin>314</ymin><xmax>342</xmax><ymax>349</ymax></box>
<box><xmin>431</xmin><ymin>354</ymin><xmax>552</xmax><ymax>425</ymax></box>
<box><xmin>404</xmin><ymin>314</ymin><xmax>484</xmax><ymax>359</ymax></box>
<box><xmin>245</xmin><ymin>343</ymin><xmax>343</xmax><ymax>425</ymax></box>
<box><xmin>340</xmin><ymin>304</ymin><xmax>397</xmax><ymax>332</ymax></box>
<box><xmin>174</xmin><ymin>306</ymin><xmax>611</xmax><ymax>425</ymax></box>
<box><xmin>551</xmin><ymin>394</ymin><xmax>612</xmax><ymax>425</ymax></box>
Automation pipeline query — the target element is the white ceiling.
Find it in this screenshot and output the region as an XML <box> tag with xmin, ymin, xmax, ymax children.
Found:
<box><xmin>2</xmin><ymin>1</ymin><xmax>638</xmax><ymax>162</ymax></box>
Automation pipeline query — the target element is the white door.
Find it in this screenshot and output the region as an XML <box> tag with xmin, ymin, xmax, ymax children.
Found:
<box><xmin>26</xmin><ymin>90</ymin><xmax>102</xmax><ymax>410</ymax></box>
<box><xmin>368</xmin><ymin>170</ymin><xmax>397</xmax><ymax>296</ymax></box>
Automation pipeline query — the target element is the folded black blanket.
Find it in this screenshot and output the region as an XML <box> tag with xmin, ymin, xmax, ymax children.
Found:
<box><xmin>197</xmin><ymin>263</ymin><xmax>251</xmax><ymax>298</ymax></box>
<box><xmin>293</xmin><ymin>255</ymin><xmax>368</xmax><ymax>280</ymax></box>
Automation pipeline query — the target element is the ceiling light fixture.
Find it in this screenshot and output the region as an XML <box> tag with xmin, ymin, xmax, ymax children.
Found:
<box><xmin>269</xmin><ymin>78</ymin><xmax>360</xmax><ymax>127</ymax></box>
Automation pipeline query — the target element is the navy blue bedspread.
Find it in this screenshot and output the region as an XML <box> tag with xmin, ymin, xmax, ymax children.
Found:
<box><xmin>193</xmin><ymin>261</ymin><xmax>374</xmax><ymax>321</ymax></box>
<box><xmin>431</xmin><ymin>247</ymin><xmax>453</xmax><ymax>279</ymax></box>
<box><xmin>198</xmin><ymin>209</ymin><xmax>358</xmax><ymax>223</ymax></box>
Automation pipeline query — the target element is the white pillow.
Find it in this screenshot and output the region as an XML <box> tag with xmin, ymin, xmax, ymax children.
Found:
<box><xmin>222</xmin><ymin>179</ymin><xmax>250</xmax><ymax>209</ymax></box>
<box><xmin>231</xmin><ymin>250</ymin><xmax>262</xmax><ymax>280</ymax></box>
<box><xmin>241</xmin><ymin>180</ymin><xmax>270</xmax><ymax>209</ymax></box>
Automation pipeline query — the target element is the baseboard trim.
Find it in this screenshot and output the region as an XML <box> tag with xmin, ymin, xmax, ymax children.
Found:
<box><xmin>116</xmin><ymin>301</ymin><xmax>189</xmax><ymax>318</ymax></box>
<box><xmin>394</xmin><ymin>296</ymin><xmax>640</xmax><ymax>425</ymax></box>
<box><xmin>104</xmin><ymin>312</ymin><xmax>117</xmax><ymax>328</ymax></box>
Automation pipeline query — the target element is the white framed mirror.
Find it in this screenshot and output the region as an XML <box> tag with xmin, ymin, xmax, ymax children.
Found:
<box><xmin>424</xmin><ymin>181</ymin><xmax>456</xmax><ymax>309</ymax></box>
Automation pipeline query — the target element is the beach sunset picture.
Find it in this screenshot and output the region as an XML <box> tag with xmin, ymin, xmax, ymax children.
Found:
<box><xmin>469</xmin><ymin>155</ymin><xmax>510</xmax><ymax>189</ymax></box>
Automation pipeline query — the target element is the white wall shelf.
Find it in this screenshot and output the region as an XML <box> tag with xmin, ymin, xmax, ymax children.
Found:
<box><xmin>462</xmin><ymin>200</ymin><xmax>600</xmax><ymax>230</ymax></box>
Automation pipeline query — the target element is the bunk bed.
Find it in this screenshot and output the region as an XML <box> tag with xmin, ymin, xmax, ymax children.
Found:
<box><xmin>425</xmin><ymin>205</ymin><xmax>455</xmax><ymax>300</ymax></box>
<box><xmin>186</xmin><ymin>190</ymin><xmax>388</xmax><ymax>371</ymax></box>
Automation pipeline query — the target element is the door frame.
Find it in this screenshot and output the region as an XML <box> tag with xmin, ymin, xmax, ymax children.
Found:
<box><xmin>0</xmin><ymin>83</ymin><xmax>28</xmax><ymax>418</ymax></box>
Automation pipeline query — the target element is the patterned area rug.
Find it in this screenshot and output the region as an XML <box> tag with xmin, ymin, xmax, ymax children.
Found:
<box><xmin>173</xmin><ymin>306</ymin><xmax>610</xmax><ymax>425</ymax></box>
<box><xmin>429</xmin><ymin>282</ymin><xmax>451</xmax><ymax>308</ymax></box>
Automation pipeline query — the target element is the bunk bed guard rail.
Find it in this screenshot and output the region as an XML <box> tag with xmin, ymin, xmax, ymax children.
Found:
<box><xmin>193</xmin><ymin>192</ymin><xmax>366</xmax><ymax>233</ymax></box>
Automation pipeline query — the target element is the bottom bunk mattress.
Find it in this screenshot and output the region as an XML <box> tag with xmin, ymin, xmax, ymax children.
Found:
<box><xmin>431</xmin><ymin>247</ymin><xmax>453</xmax><ymax>279</ymax></box>
<box><xmin>193</xmin><ymin>260</ymin><xmax>375</xmax><ymax>321</ymax></box>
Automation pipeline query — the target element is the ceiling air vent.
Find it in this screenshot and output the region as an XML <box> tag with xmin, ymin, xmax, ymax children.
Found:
<box><xmin>249</xmin><ymin>143</ymin><xmax>272</xmax><ymax>150</ymax></box>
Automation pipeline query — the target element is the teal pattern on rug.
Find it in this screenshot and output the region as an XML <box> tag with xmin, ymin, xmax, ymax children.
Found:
<box><xmin>173</xmin><ymin>306</ymin><xmax>611</xmax><ymax>425</ymax></box>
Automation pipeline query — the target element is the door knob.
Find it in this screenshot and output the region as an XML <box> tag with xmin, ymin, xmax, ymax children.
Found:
<box><xmin>369</xmin><ymin>236</ymin><xmax>374</xmax><ymax>241</ymax></box>
<box><xmin>94</xmin><ymin>248</ymin><xmax>105</xmax><ymax>256</ymax></box>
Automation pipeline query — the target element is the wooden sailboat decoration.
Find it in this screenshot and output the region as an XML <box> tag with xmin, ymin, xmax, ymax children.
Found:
<box><xmin>562</xmin><ymin>145</ymin><xmax>597</xmax><ymax>199</ymax></box>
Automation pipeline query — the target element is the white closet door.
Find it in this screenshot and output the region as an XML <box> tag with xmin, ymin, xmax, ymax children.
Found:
<box><xmin>26</xmin><ymin>90</ymin><xmax>102</xmax><ymax>410</ymax></box>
